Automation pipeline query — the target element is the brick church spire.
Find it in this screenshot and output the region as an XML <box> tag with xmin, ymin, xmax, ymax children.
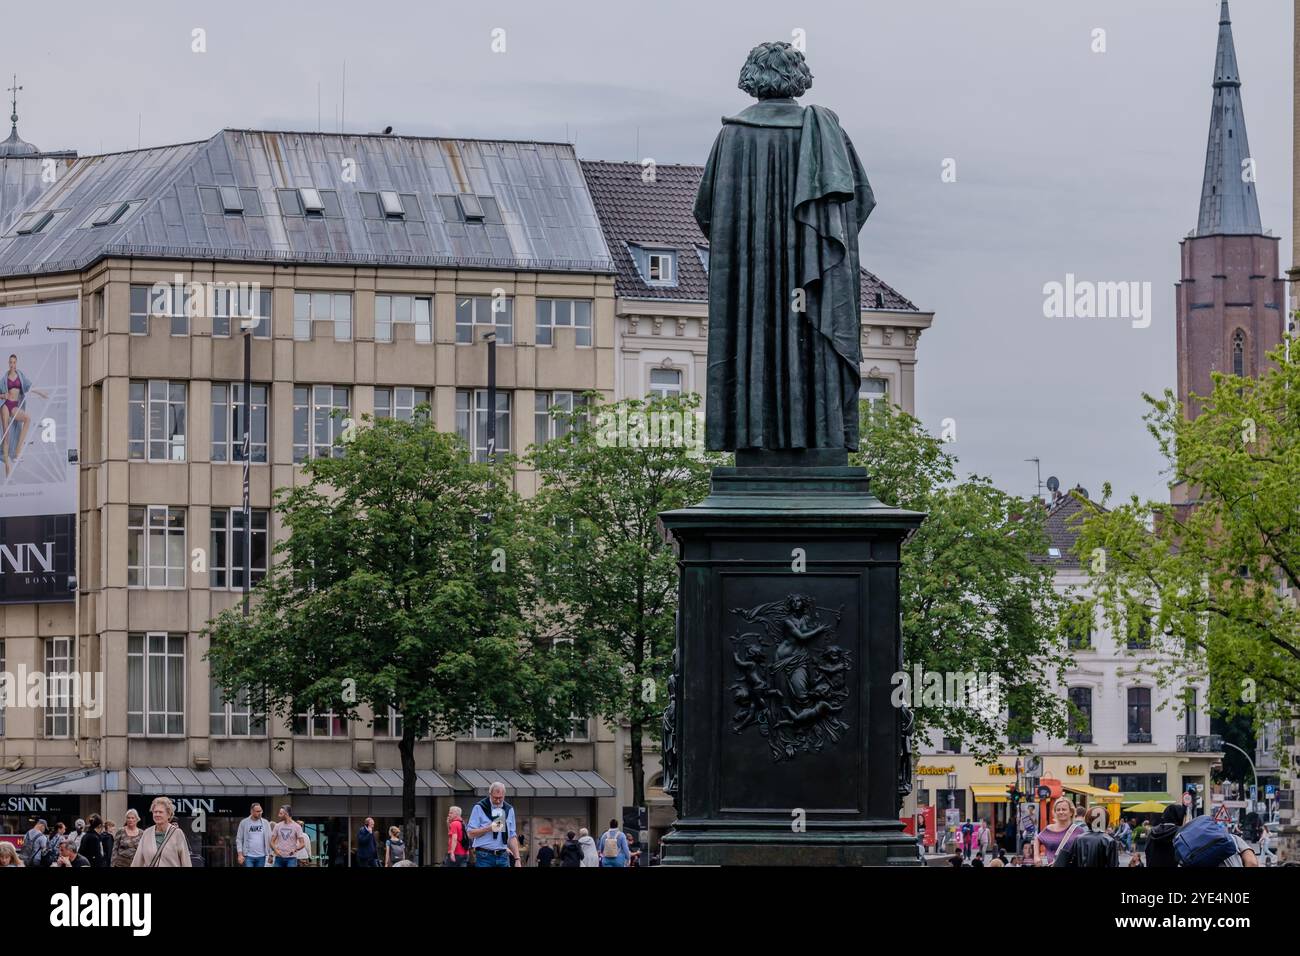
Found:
<box><xmin>1174</xmin><ymin>1</ymin><xmax>1284</xmax><ymax>437</ymax></box>
<box><xmin>1196</xmin><ymin>0</ymin><xmax>1262</xmax><ymax>236</ymax></box>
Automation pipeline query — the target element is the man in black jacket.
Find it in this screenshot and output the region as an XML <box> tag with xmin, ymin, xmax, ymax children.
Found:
<box><xmin>1054</xmin><ymin>807</ymin><xmax>1119</xmax><ymax>868</ymax></box>
<box><xmin>1145</xmin><ymin>804</ymin><xmax>1186</xmax><ymax>868</ymax></box>
<box><xmin>558</xmin><ymin>831</ymin><xmax>584</xmax><ymax>867</ymax></box>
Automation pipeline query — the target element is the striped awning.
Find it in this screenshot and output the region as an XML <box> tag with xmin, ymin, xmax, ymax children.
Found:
<box><xmin>128</xmin><ymin>767</ymin><xmax>287</xmax><ymax>797</ymax></box>
<box><xmin>970</xmin><ymin>783</ymin><xmax>1010</xmax><ymax>803</ymax></box>
<box><xmin>0</xmin><ymin>766</ymin><xmax>104</xmax><ymax>795</ymax></box>
<box><xmin>294</xmin><ymin>767</ymin><xmax>452</xmax><ymax>797</ymax></box>
<box><xmin>456</xmin><ymin>769</ymin><xmax>614</xmax><ymax>798</ymax></box>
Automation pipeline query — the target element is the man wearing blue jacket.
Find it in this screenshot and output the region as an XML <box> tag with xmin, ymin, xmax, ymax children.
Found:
<box><xmin>597</xmin><ymin>819</ymin><xmax>630</xmax><ymax>868</ymax></box>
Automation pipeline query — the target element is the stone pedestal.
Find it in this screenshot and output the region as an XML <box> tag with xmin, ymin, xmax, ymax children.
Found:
<box><xmin>658</xmin><ymin>461</ymin><xmax>924</xmax><ymax>866</ymax></box>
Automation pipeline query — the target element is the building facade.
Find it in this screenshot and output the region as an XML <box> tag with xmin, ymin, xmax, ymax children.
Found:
<box><xmin>911</xmin><ymin>492</ymin><xmax>1219</xmax><ymax>853</ymax></box>
<box><xmin>0</xmin><ymin>128</ymin><xmax>623</xmax><ymax>864</ymax></box>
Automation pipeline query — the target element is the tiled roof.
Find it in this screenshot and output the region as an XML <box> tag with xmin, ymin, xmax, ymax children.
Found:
<box><xmin>0</xmin><ymin>130</ymin><xmax>614</xmax><ymax>277</ymax></box>
<box><xmin>1030</xmin><ymin>492</ymin><xmax>1104</xmax><ymax>568</ymax></box>
<box><xmin>580</xmin><ymin>160</ymin><xmax>918</xmax><ymax>310</ymax></box>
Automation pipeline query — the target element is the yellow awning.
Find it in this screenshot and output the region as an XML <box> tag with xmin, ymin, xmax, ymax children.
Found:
<box><xmin>970</xmin><ymin>783</ymin><xmax>1010</xmax><ymax>803</ymax></box>
<box><xmin>1064</xmin><ymin>784</ymin><xmax>1125</xmax><ymax>802</ymax></box>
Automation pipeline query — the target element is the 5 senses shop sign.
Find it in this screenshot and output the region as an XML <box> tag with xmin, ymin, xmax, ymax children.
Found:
<box><xmin>0</xmin><ymin>300</ymin><xmax>79</xmax><ymax>604</ymax></box>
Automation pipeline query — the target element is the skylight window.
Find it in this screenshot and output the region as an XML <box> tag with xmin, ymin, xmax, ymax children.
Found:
<box><xmin>15</xmin><ymin>211</ymin><xmax>53</xmax><ymax>235</ymax></box>
<box><xmin>299</xmin><ymin>188</ymin><xmax>324</xmax><ymax>214</ymax></box>
<box><xmin>91</xmin><ymin>201</ymin><xmax>129</xmax><ymax>227</ymax></box>
<box><xmin>219</xmin><ymin>186</ymin><xmax>244</xmax><ymax>213</ymax></box>
<box><xmin>379</xmin><ymin>190</ymin><xmax>404</xmax><ymax>218</ymax></box>
<box><xmin>457</xmin><ymin>193</ymin><xmax>485</xmax><ymax>221</ymax></box>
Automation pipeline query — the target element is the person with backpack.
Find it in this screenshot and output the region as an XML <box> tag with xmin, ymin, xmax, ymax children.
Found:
<box><xmin>444</xmin><ymin>806</ymin><xmax>470</xmax><ymax>867</ymax></box>
<box><xmin>466</xmin><ymin>781</ymin><xmax>521</xmax><ymax>868</ymax></box>
<box><xmin>384</xmin><ymin>826</ymin><xmax>406</xmax><ymax>866</ymax></box>
<box><xmin>1176</xmin><ymin>813</ymin><xmax>1260</xmax><ymax>867</ymax></box>
<box><xmin>598</xmin><ymin>819</ymin><xmax>631</xmax><ymax>868</ymax></box>
<box><xmin>960</xmin><ymin>819</ymin><xmax>974</xmax><ymax>860</ymax></box>
<box><xmin>20</xmin><ymin>819</ymin><xmax>48</xmax><ymax>867</ymax></box>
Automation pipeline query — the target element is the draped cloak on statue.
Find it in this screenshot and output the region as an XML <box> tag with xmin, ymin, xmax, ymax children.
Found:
<box><xmin>693</xmin><ymin>98</ymin><xmax>874</xmax><ymax>452</ymax></box>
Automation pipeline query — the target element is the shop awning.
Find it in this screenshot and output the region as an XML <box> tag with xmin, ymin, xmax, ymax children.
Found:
<box><xmin>1064</xmin><ymin>783</ymin><xmax>1125</xmax><ymax>802</ymax></box>
<box><xmin>970</xmin><ymin>783</ymin><xmax>1010</xmax><ymax>803</ymax></box>
<box><xmin>0</xmin><ymin>766</ymin><xmax>104</xmax><ymax>795</ymax></box>
<box><xmin>456</xmin><ymin>769</ymin><xmax>615</xmax><ymax>798</ymax></box>
<box><xmin>1122</xmin><ymin>791</ymin><xmax>1173</xmax><ymax>807</ymax></box>
<box><xmin>128</xmin><ymin>767</ymin><xmax>288</xmax><ymax>796</ymax></box>
<box><xmin>294</xmin><ymin>767</ymin><xmax>452</xmax><ymax>797</ymax></box>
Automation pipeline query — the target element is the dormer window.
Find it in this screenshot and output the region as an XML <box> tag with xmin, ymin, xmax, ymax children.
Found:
<box><xmin>631</xmin><ymin>245</ymin><xmax>677</xmax><ymax>286</ymax></box>
<box><xmin>91</xmin><ymin>201</ymin><xmax>129</xmax><ymax>227</ymax></box>
<box><xmin>379</xmin><ymin>190</ymin><xmax>404</xmax><ymax>218</ymax></box>
<box><xmin>299</xmin><ymin>188</ymin><xmax>325</xmax><ymax>215</ymax></box>
<box><xmin>219</xmin><ymin>186</ymin><xmax>244</xmax><ymax>213</ymax></box>
<box><xmin>14</xmin><ymin>210</ymin><xmax>53</xmax><ymax>235</ymax></box>
<box><xmin>457</xmin><ymin>193</ymin><xmax>485</xmax><ymax>221</ymax></box>
<box><xmin>696</xmin><ymin>245</ymin><xmax>709</xmax><ymax>274</ymax></box>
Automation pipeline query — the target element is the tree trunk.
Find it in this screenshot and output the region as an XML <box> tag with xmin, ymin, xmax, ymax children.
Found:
<box><xmin>399</xmin><ymin>723</ymin><xmax>418</xmax><ymax>865</ymax></box>
<box><xmin>630</xmin><ymin>717</ymin><xmax>645</xmax><ymax>811</ymax></box>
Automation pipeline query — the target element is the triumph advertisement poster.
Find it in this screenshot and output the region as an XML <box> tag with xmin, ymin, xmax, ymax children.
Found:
<box><xmin>0</xmin><ymin>299</ymin><xmax>78</xmax><ymax>602</ymax></box>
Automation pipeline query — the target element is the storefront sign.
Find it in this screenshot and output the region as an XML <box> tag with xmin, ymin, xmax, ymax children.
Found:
<box><xmin>127</xmin><ymin>796</ymin><xmax>262</xmax><ymax>818</ymax></box>
<box><xmin>916</xmin><ymin>765</ymin><xmax>955</xmax><ymax>775</ymax></box>
<box><xmin>1066</xmin><ymin>764</ymin><xmax>1085</xmax><ymax>776</ymax></box>
<box><xmin>0</xmin><ymin>793</ymin><xmax>81</xmax><ymax>825</ymax></box>
<box><xmin>1093</xmin><ymin>758</ymin><xmax>1138</xmax><ymax>770</ymax></box>
<box><xmin>986</xmin><ymin>764</ymin><xmax>1016</xmax><ymax>776</ymax></box>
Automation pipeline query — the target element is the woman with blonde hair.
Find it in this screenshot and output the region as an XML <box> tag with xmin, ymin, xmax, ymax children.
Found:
<box><xmin>0</xmin><ymin>841</ymin><xmax>23</xmax><ymax>867</ymax></box>
<box><xmin>111</xmin><ymin>809</ymin><xmax>144</xmax><ymax>867</ymax></box>
<box><xmin>1034</xmin><ymin>796</ymin><xmax>1083</xmax><ymax>866</ymax></box>
<box><xmin>129</xmin><ymin>797</ymin><xmax>192</xmax><ymax>867</ymax></box>
<box><xmin>384</xmin><ymin>825</ymin><xmax>406</xmax><ymax>866</ymax></box>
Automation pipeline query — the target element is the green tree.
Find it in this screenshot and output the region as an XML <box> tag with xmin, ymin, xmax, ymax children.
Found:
<box><xmin>852</xmin><ymin>401</ymin><xmax>1068</xmax><ymax>759</ymax></box>
<box><xmin>206</xmin><ymin>409</ymin><xmax>579</xmax><ymax>857</ymax></box>
<box><xmin>1073</xmin><ymin>339</ymin><xmax>1300</xmax><ymax>754</ymax></box>
<box><xmin>527</xmin><ymin>393</ymin><xmax>723</xmax><ymax>810</ymax></box>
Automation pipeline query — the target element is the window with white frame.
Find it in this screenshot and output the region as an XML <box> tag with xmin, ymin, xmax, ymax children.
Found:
<box><xmin>211</xmin><ymin>285</ymin><xmax>271</xmax><ymax>338</ymax></box>
<box><xmin>472</xmin><ymin>718</ymin><xmax>511</xmax><ymax>740</ymax></box>
<box><xmin>210</xmin><ymin>383</ymin><xmax>268</xmax><ymax>463</ymax></box>
<box><xmin>44</xmin><ymin>637</ymin><xmax>73</xmax><ymax>738</ymax></box>
<box><xmin>127</xmin><ymin>506</ymin><xmax>186</xmax><ymax>589</ymax></box>
<box><xmin>566</xmin><ymin>716</ymin><xmax>590</xmax><ymax>742</ymax></box>
<box><xmin>293</xmin><ymin>708</ymin><xmax>347</xmax><ymax>738</ymax></box>
<box><xmin>375</xmin><ymin>294</ymin><xmax>432</xmax><ymax>344</ymax></box>
<box><xmin>455</xmin><ymin>295</ymin><xmax>513</xmax><ymax>344</ymax></box>
<box><xmin>860</xmin><ymin>378</ymin><xmax>888</xmax><ymax>403</ymax></box>
<box><xmin>373</xmin><ymin>706</ymin><xmax>403</xmax><ymax>738</ymax></box>
<box><xmin>293</xmin><ymin>385</ymin><xmax>351</xmax><ymax>462</ymax></box>
<box><xmin>535</xmin><ymin>299</ymin><xmax>593</xmax><ymax>347</ymax></box>
<box><xmin>209</xmin><ymin>679</ymin><xmax>267</xmax><ymax>737</ymax></box>
<box><xmin>455</xmin><ymin>389</ymin><xmax>510</xmax><ymax>462</ymax></box>
<box><xmin>374</xmin><ymin>387</ymin><xmax>430</xmax><ymax>422</ymax></box>
<box><xmin>633</xmin><ymin>247</ymin><xmax>676</xmax><ymax>286</ymax></box>
<box><xmin>534</xmin><ymin>391</ymin><xmax>586</xmax><ymax>446</ymax></box>
<box><xmin>293</xmin><ymin>291</ymin><xmax>352</xmax><ymax>342</ymax></box>
<box><xmin>127</xmin><ymin>633</ymin><xmax>185</xmax><ymax>736</ymax></box>
<box><xmin>130</xmin><ymin>284</ymin><xmax>189</xmax><ymax>336</ymax></box>
<box><xmin>648</xmin><ymin>367</ymin><xmax>682</xmax><ymax>399</ymax></box>
<box><xmin>210</xmin><ymin>508</ymin><xmax>269</xmax><ymax>590</ymax></box>
<box><xmin>129</xmin><ymin>380</ymin><xmax>187</xmax><ymax>461</ymax></box>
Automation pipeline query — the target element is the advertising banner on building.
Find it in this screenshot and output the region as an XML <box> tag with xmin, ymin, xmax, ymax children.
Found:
<box><xmin>0</xmin><ymin>300</ymin><xmax>79</xmax><ymax>603</ymax></box>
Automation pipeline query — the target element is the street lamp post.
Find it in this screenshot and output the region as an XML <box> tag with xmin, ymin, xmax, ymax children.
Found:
<box><xmin>1219</xmin><ymin>740</ymin><xmax>1260</xmax><ymax>816</ymax></box>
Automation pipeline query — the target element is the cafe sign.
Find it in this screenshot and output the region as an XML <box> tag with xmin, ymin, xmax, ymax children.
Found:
<box><xmin>986</xmin><ymin>764</ymin><xmax>1016</xmax><ymax>776</ymax></box>
<box><xmin>1066</xmin><ymin>764</ymin><xmax>1085</xmax><ymax>776</ymax></box>
<box><xmin>916</xmin><ymin>765</ymin><xmax>956</xmax><ymax>776</ymax></box>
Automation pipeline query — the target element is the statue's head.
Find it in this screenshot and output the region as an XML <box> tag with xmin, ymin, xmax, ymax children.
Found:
<box><xmin>738</xmin><ymin>41</ymin><xmax>813</xmax><ymax>100</ymax></box>
<box><xmin>785</xmin><ymin>593</ymin><xmax>813</xmax><ymax>615</ymax></box>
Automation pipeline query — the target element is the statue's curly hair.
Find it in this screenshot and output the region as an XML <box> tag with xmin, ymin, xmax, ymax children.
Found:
<box><xmin>738</xmin><ymin>41</ymin><xmax>813</xmax><ymax>99</ymax></box>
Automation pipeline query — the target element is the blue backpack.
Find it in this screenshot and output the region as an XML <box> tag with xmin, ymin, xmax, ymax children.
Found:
<box><xmin>1174</xmin><ymin>815</ymin><xmax>1238</xmax><ymax>867</ymax></box>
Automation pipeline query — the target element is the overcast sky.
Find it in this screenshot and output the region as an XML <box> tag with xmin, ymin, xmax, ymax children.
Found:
<box><xmin>4</xmin><ymin>0</ymin><xmax>1291</xmax><ymax>502</ymax></box>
